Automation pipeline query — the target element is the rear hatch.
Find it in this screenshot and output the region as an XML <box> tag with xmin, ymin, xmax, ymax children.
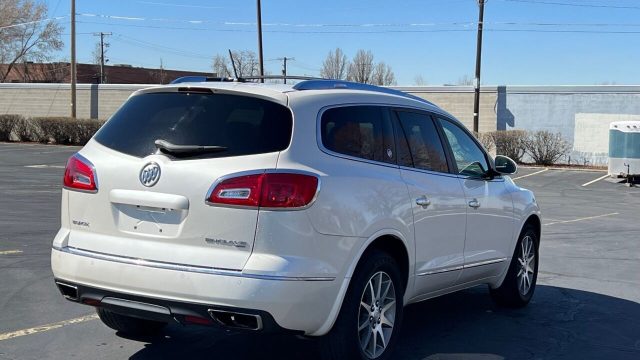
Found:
<box><xmin>65</xmin><ymin>87</ymin><xmax>292</xmax><ymax>271</ymax></box>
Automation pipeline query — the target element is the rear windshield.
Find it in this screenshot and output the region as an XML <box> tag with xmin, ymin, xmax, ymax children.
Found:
<box><xmin>94</xmin><ymin>92</ymin><xmax>293</xmax><ymax>159</ymax></box>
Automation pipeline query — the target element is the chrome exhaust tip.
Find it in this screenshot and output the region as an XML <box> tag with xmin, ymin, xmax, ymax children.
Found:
<box><xmin>207</xmin><ymin>309</ymin><xmax>263</xmax><ymax>331</ymax></box>
<box><xmin>55</xmin><ymin>281</ymin><xmax>79</xmax><ymax>301</ymax></box>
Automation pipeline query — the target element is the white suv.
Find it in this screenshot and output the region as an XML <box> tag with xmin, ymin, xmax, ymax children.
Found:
<box><xmin>52</xmin><ymin>79</ymin><xmax>540</xmax><ymax>360</ymax></box>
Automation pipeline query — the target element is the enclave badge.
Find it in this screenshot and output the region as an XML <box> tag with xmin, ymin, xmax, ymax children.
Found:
<box><xmin>139</xmin><ymin>162</ymin><xmax>161</xmax><ymax>187</ymax></box>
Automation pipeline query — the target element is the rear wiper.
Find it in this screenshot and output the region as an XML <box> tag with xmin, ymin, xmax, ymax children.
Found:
<box><xmin>154</xmin><ymin>139</ymin><xmax>227</xmax><ymax>156</ymax></box>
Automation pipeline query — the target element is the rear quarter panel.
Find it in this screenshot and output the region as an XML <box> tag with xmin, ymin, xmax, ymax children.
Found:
<box><xmin>279</xmin><ymin>92</ymin><xmax>421</xmax><ymax>290</ymax></box>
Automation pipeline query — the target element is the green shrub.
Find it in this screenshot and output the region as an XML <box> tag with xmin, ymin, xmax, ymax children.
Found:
<box><xmin>0</xmin><ymin>115</ymin><xmax>104</xmax><ymax>145</ymax></box>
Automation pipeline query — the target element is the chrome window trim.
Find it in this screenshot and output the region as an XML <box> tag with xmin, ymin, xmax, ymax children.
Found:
<box><xmin>397</xmin><ymin>165</ymin><xmax>460</xmax><ymax>180</ymax></box>
<box><xmin>455</xmin><ymin>174</ymin><xmax>506</xmax><ymax>183</ymax></box>
<box><xmin>417</xmin><ymin>257</ymin><xmax>507</xmax><ymax>276</ymax></box>
<box><xmin>53</xmin><ymin>245</ymin><xmax>335</xmax><ymax>282</ymax></box>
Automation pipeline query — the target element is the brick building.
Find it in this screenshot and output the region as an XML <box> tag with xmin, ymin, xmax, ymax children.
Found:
<box><xmin>0</xmin><ymin>62</ymin><xmax>212</xmax><ymax>84</ymax></box>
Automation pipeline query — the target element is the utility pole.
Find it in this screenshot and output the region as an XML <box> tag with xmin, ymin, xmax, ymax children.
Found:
<box><xmin>93</xmin><ymin>32</ymin><xmax>112</xmax><ymax>84</ymax></box>
<box><xmin>70</xmin><ymin>0</ymin><xmax>76</xmax><ymax>118</ymax></box>
<box><xmin>256</xmin><ymin>0</ymin><xmax>264</xmax><ymax>82</ymax></box>
<box><xmin>159</xmin><ymin>58</ymin><xmax>165</xmax><ymax>84</ymax></box>
<box><xmin>473</xmin><ymin>0</ymin><xmax>486</xmax><ymax>134</ymax></box>
<box><xmin>278</xmin><ymin>57</ymin><xmax>294</xmax><ymax>84</ymax></box>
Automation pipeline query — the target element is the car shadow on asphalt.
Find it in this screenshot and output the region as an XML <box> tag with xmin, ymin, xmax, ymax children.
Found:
<box><xmin>124</xmin><ymin>285</ymin><xmax>640</xmax><ymax>359</ymax></box>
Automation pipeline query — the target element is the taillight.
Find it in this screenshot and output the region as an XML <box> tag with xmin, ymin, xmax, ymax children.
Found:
<box><xmin>207</xmin><ymin>172</ymin><xmax>319</xmax><ymax>209</ymax></box>
<box><xmin>63</xmin><ymin>154</ymin><xmax>98</xmax><ymax>192</ymax></box>
<box><xmin>208</xmin><ymin>174</ymin><xmax>264</xmax><ymax>207</ymax></box>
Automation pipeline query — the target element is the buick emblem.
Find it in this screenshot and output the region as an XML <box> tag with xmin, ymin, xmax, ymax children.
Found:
<box><xmin>139</xmin><ymin>162</ymin><xmax>161</xmax><ymax>187</ymax></box>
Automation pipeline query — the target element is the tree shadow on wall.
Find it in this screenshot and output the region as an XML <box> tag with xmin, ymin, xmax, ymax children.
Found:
<box><xmin>497</xmin><ymin>86</ymin><xmax>515</xmax><ymax>131</ymax></box>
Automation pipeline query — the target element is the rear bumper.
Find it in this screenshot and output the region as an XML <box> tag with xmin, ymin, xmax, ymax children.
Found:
<box><xmin>54</xmin><ymin>279</ymin><xmax>292</xmax><ymax>333</ymax></box>
<box><xmin>51</xmin><ymin>247</ymin><xmax>343</xmax><ymax>335</ymax></box>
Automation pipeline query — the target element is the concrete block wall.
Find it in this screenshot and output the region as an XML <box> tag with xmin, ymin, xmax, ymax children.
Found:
<box><xmin>3</xmin><ymin>83</ymin><xmax>638</xmax><ymax>165</ymax></box>
<box><xmin>0</xmin><ymin>84</ymin><xmax>145</xmax><ymax>120</ymax></box>
<box><xmin>500</xmin><ymin>86</ymin><xmax>640</xmax><ymax>165</ymax></box>
<box><xmin>396</xmin><ymin>86</ymin><xmax>498</xmax><ymax>133</ymax></box>
<box><xmin>0</xmin><ymin>84</ymin><xmax>499</xmax><ymax>133</ymax></box>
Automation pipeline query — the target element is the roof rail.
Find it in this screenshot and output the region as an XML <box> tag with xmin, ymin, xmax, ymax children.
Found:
<box><xmin>239</xmin><ymin>75</ymin><xmax>323</xmax><ymax>82</ymax></box>
<box><xmin>171</xmin><ymin>76</ymin><xmax>235</xmax><ymax>84</ymax></box>
<box><xmin>171</xmin><ymin>75</ymin><xmax>323</xmax><ymax>84</ymax></box>
<box><xmin>292</xmin><ymin>80</ymin><xmax>435</xmax><ymax>106</ymax></box>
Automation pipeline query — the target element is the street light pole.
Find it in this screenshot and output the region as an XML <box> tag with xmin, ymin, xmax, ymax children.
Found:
<box><xmin>256</xmin><ymin>0</ymin><xmax>264</xmax><ymax>82</ymax></box>
<box><xmin>473</xmin><ymin>0</ymin><xmax>486</xmax><ymax>134</ymax></box>
<box><xmin>70</xmin><ymin>0</ymin><xmax>76</xmax><ymax>118</ymax></box>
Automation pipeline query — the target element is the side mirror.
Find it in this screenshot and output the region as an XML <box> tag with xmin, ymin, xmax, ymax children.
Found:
<box><xmin>494</xmin><ymin>155</ymin><xmax>518</xmax><ymax>175</ymax></box>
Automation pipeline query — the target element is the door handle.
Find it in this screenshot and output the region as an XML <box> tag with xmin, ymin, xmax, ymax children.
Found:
<box><xmin>468</xmin><ymin>199</ymin><xmax>480</xmax><ymax>209</ymax></box>
<box><xmin>416</xmin><ymin>196</ymin><xmax>431</xmax><ymax>208</ymax></box>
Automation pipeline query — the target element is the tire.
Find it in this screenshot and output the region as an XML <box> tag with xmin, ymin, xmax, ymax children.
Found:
<box><xmin>490</xmin><ymin>225</ymin><xmax>539</xmax><ymax>308</ymax></box>
<box><xmin>96</xmin><ymin>308</ymin><xmax>167</xmax><ymax>335</ymax></box>
<box><xmin>321</xmin><ymin>250</ymin><xmax>404</xmax><ymax>360</ymax></box>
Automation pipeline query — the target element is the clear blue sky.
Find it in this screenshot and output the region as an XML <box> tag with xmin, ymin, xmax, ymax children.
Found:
<box><xmin>45</xmin><ymin>0</ymin><xmax>640</xmax><ymax>85</ymax></box>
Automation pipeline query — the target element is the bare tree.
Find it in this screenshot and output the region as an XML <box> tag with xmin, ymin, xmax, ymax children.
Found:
<box><xmin>414</xmin><ymin>75</ymin><xmax>427</xmax><ymax>86</ymax></box>
<box><xmin>456</xmin><ymin>74</ymin><xmax>475</xmax><ymax>86</ymax></box>
<box><xmin>212</xmin><ymin>54</ymin><xmax>232</xmax><ymax>77</ymax></box>
<box><xmin>234</xmin><ymin>50</ymin><xmax>259</xmax><ymax>77</ymax></box>
<box><xmin>347</xmin><ymin>49</ymin><xmax>374</xmax><ymax>84</ymax></box>
<box><xmin>372</xmin><ymin>62</ymin><xmax>396</xmax><ymax>86</ymax></box>
<box><xmin>91</xmin><ymin>43</ymin><xmax>101</xmax><ymax>65</ymax></box>
<box><xmin>0</xmin><ymin>0</ymin><xmax>63</xmax><ymax>82</ymax></box>
<box><xmin>91</xmin><ymin>41</ymin><xmax>109</xmax><ymax>65</ymax></box>
<box><xmin>320</xmin><ymin>47</ymin><xmax>348</xmax><ymax>80</ymax></box>
<box><xmin>212</xmin><ymin>50</ymin><xmax>259</xmax><ymax>78</ymax></box>
<box><xmin>524</xmin><ymin>130</ymin><xmax>571</xmax><ymax>165</ymax></box>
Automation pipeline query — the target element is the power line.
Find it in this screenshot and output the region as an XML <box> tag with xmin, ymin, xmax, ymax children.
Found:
<box><xmin>76</xmin><ymin>21</ymin><xmax>640</xmax><ymax>34</ymax></box>
<box><xmin>135</xmin><ymin>1</ymin><xmax>227</xmax><ymax>10</ymax></box>
<box><xmin>501</xmin><ymin>0</ymin><xmax>640</xmax><ymax>10</ymax></box>
<box><xmin>74</xmin><ymin>13</ymin><xmax>640</xmax><ymax>29</ymax></box>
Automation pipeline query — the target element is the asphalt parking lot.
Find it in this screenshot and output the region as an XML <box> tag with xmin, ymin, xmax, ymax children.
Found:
<box><xmin>1</xmin><ymin>142</ymin><xmax>639</xmax><ymax>360</ymax></box>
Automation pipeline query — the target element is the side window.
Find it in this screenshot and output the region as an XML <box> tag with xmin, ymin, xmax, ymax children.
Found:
<box><xmin>437</xmin><ymin>118</ymin><xmax>489</xmax><ymax>177</ymax></box>
<box><xmin>394</xmin><ymin>111</ymin><xmax>449</xmax><ymax>173</ymax></box>
<box><xmin>321</xmin><ymin>106</ymin><xmax>395</xmax><ymax>164</ymax></box>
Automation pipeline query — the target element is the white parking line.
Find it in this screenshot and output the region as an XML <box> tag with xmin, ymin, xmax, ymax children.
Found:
<box><xmin>0</xmin><ymin>314</ymin><xmax>98</xmax><ymax>341</ymax></box>
<box><xmin>512</xmin><ymin>168</ymin><xmax>549</xmax><ymax>180</ymax></box>
<box><xmin>0</xmin><ymin>250</ymin><xmax>23</xmax><ymax>255</ymax></box>
<box><xmin>582</xmin><ymin>174</ymin><xmax>610</xmax><ymax>187</ymax></box>
<box><xmin>544</xmin><ymin>212</ymin><xmax>619</xmax><ymax>226</ymax></box>
<box><xmin>24</xmin><ymin>165</ymin><xmax>65</xmax><ymax>169</ymax></box>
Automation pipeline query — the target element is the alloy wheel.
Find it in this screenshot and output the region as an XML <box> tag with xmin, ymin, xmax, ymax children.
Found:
<box><xmin>517</xmin><ymin>235</ymin><xmax>535</xmax><ymax>295</ymax></box>
<box><xmin>358</xmin><ymin>271</ymin><xmax>396</xmax><ymax>359</ymax></box>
